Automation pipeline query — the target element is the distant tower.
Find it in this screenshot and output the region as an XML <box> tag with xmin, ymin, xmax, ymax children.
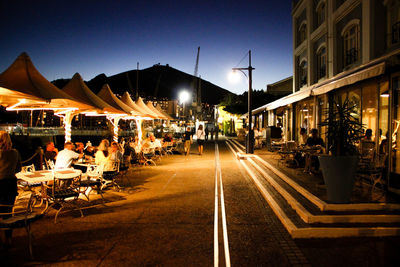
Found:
<box><xmin>192</xmin><ymin>47</ymin><xmax>201</xmax><ymax>114</ymax></box>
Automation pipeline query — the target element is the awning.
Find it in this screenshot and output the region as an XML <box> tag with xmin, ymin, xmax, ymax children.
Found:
<box><xmin>120</xmin><ymin>92</ymin><xmax>155</xmax><ymax>119</ymax></box>
<box><xmin>62</xmin><ymin>73</ymin><xmax>125</xmax><ymax>115</ymax></box>
<box><xmin>312</xmin><ymin>62</ymin><xmax>385</xmax><ymax>96</ymax></box>
<box><xmin>97</xmin><ymin>84</ymin><xmax>140</xmax><ymax>116</ymax></box>
<box><xmin>0</xmin><ymin>86</ymin><xmax>47</xmax><ymax>108</ymax></box>
<box><xmin>255</xmin><ymin>87</ymin><xmax>312</xmax><ymax>112</ymax></box>
<box><xmin>0</xmin><ymin>52</ymin><xmax>93</xmax><ymax>112</ymax></box>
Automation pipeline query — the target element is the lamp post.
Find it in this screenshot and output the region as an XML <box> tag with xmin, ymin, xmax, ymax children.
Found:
<box><xmin>232</xmin><ymin>50</ymin><xmax>255</xmax><ymax>154</ymax></box>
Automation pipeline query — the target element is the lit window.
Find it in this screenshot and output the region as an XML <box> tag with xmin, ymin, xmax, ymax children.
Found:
<box><xmin>342</xmin><ymin>22</ymin><xmax>359</xmax><ymax>67</ymax></box>
<box><xmin>317</xmin><ymin>46</ymin><xmax>327</xmax><ymax>80</ymax></box>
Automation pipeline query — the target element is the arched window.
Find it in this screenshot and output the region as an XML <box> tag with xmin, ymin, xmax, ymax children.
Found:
<box><xmin>316</xmin><ymin>45</ymin><xmax>327</xmax><ymax>80</ymax></box>
<box><xmin>298</xmin><ymin>21</ymin><xmax>307</xmax><ymax>44</ymax></box>
<box><xmin>341</xmin><ymin>20</ymin><xmax>360</xmax><ymax>67</ymax></box>
<box><xmin>299</xmin><ymin>59</ymin><xmax>308</xmax><ymax>87</ymax></box>
<box><xmin>316</xmin><ymin>1</ymin><xmax>326</xmax><ymax>26</ymax></box>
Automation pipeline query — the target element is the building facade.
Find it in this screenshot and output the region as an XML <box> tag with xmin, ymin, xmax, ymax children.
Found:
<box><xmin>255</xmin><ymin>0</ymin><xmax>400</xmax><ymax>194</ymax></box>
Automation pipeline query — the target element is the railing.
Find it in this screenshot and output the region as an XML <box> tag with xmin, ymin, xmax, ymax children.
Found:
<box><xmin>345</xmin><ymin>48</ymin><xmax>358</xmax><ymax>66</ymax></box>
<box><xmin>0</xmin><ymin>125</ymin><xmax>149</xmax><ymax>137</ymax></box>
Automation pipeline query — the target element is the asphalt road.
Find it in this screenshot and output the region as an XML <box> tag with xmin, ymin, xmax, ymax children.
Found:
<box><xmin>2</xmin><ymin>138</ymin><xmax>398</xmax><ymax>266</ymax></box>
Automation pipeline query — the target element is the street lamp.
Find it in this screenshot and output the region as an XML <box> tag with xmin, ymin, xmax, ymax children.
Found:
<box><xmin>231</xmin><ymin>50</ymin><xmax>255</xmax><ymax>154</ymax></box>
<box><xmin>179</xmin><ymin>90</ymin><xmax>190</xmax><ymax>122</ymax></box>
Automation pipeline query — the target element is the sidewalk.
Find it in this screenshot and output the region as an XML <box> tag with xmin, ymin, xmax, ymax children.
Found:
<box><xmin>252</xmin><ymin>144</ymin><xmax>400</xmax><ymax>204</ymax></box>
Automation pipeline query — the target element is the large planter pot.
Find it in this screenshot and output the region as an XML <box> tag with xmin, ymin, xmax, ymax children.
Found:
<box><xmin>318</xmin><ymin>155</ymin><xmax>359</xmax><ymax>204</ymax></box>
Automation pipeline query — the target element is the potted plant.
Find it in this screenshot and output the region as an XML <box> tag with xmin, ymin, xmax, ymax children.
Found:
<box><xmin>318</xmin><ymin>98</ymin><xmax>364</xmax><ymax>203</ymax></box>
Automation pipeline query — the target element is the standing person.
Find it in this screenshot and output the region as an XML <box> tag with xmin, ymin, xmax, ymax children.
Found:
<box><xmin>196</xmin><ymin>125</ymin><xmax>206</xmax><ymax>155</ymax></box>
<box><xmin>0</xmin><ymin>131</ymin><xmax>22</xmax><ymax>247</ymax></box>
<box><xmin>183</xmin><ymin>126</ymin><xmax>192</xmax><ymax>156</ymax></box>
<box><xmin>205</xmin><ymin>127</ymin><xmax>209</xmax><ymax>141</ymax></box>
<box><xmin>210</xmin><ymin>128</ymin><xmax>214</xmax><ymax>140</ymax></box>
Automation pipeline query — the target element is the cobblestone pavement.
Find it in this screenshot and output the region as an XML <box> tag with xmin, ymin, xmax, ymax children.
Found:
<box><xmin>1</xmin><ymin>138</ymin><xmax>399</xmax><ymax>266</ymax></box>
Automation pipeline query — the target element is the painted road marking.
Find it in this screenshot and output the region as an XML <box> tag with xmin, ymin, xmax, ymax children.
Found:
<box><xmin>214</xmin><ymin>143</ymin><xmax>231</xmax><ymax>267</ymax></box>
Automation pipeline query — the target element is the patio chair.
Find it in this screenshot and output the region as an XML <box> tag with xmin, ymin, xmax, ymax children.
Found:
<box><xmin>356</xmin><ymin>153</ymin><xmax>388</xmax><ymax>199</ymax></box>
<box><xmin>45</xmin><ymin>159</ymin><xmax>55</xmax><ymax>170</ymax></box>
<box><xmin>278</xmin><ymin>141</ymin><xmax>298</xmax><ymax>167</ymax></box>
<box><xmin>101</xmin><ymin>161</ymin><xmax>121</xmax><ymax>190</ymax></box>
<box><xmin>142</xmin><ymin>147</ymin><xmax>156</xmax><ymax>166</ymax></box>
<box><xmin>45</xmin><ymin>171</ymin><xmax>83</xmax><ymax>223</ymax></box>
<box><xmin>164</xmin><ymin>142</ymin><xmax>174</xmax><ymax>155</ymax></box>
<box><xmin>79</xmin><ymin>164</ymin><xmax>105</xmax><ymax>202</ymax></box>
<box><xmin>0</xmin><ymin>193</ymin><xmax>43</xmax><ymax>259</ymax></box>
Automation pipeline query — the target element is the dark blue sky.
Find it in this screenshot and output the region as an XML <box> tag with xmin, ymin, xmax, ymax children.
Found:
<box><xmin>0</xmin><ymin>0</ymin><xmax>293</xmax><ymax>95</ymax></box>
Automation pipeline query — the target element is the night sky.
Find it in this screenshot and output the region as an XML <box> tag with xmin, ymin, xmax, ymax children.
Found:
<box><xmin>0</xmin><ymin>0</ymin><xmax>293</xmax><ymax>95</ymax></box>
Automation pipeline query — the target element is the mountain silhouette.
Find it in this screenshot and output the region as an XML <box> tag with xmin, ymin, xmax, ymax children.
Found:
<box><xmin>53</xmin><ymin>64</ymin><xmax>234</xmax><ymax>105</ymax></box>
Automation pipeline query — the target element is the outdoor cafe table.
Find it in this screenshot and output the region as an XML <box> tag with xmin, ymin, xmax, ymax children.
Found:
<box><xmin>16</xmin><ymin>169</ymin><xmax>82</xmax><ymax>184</ymax></box>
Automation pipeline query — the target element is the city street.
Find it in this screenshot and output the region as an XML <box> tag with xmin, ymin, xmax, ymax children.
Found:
<box><xmin>2</xmin><ymin>138</ymin><xmax>399</xmax><ymax>266</ymax></box>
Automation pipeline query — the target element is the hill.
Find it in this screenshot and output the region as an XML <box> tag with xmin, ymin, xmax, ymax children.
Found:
<box><xmin>53</xmin><ymin>64</ymin><xmax>235</xmax><ymax>105</ymax></box>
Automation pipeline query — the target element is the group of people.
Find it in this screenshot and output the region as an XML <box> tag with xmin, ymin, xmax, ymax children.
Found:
<box><xmin>183</xmin><ymin>125</ymin><xmax>207</xmax><ymax>156</ymax></box>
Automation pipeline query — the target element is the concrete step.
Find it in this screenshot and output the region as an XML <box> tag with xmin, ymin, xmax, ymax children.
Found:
<box><xmin>225</xmin><ymin>139</ymin><xmax>400</xmax><ymax>238</ymax></box>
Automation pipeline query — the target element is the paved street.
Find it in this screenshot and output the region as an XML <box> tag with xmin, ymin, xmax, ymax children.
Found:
<box><xmin>2</xmin><ymin>138</ymin><xmax>400</xmax><ymax>266</ymax></box>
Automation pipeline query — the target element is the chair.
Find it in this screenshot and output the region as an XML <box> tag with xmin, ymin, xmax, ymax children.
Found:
<box><xmin>45</xmin><ymin>171</ymin><xmax>83</xmax><ymax>223</ymax></box>
<box><xmin>45</xmin><ymin>159</ymin><xmax>55</xmax><ymax>170</ymax></box>
<box><xmin>79</xmin><ymin>164</ymin><xmax>105</xmax><ymax>202</ymax></box>
<box><xmin>101</xmin><ymin>161</ymin><xmax>121</xmax><ymax>190</ymax></box>
<box><xmin>164</xmin><ymin>142</ymin><xmax>174</xmax><ymax>155</ymax></box>
<box><xmin>356</xmin><ymin>153</ymin><xmax>388</xmax><ymax>199</ymax></box>
<box><xmin>0</xmin><ymin>193</ymin><xmax>43</xmax><ymax>259</ymax></box>
<box><xmin>21</xmin><ymin>164</ymin><xmax>35</xmax><ymax>173</ymax></box>
<box><xmin>142</xmin><ymin>147</ymin><xmax>156</xmax><ymax>166</ymax></box>
<box><xmin>278</xmin><ymin>141</ymin><xmax>298</xmax><ymax>167</ymax></box>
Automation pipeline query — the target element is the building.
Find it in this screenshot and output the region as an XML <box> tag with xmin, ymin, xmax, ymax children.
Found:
<box><xmin>266</xmin><ymin>76</ymin><xmax>293</xmax><ymax>97</ymax></box>
<box><xmin>253</xmin><ymin>0</ymin><xmax>400</xmax><ymax>194</ymax></box>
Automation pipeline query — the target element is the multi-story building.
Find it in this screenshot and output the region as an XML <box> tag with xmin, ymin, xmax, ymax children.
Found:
<box><xmin>254</xmin><ymin>0</ymin><xmax>400</xmax><ymax>194</ymax></box>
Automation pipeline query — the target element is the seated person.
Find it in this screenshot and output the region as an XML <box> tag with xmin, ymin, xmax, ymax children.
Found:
<box><xmin>44</xmin><ymin>141</ymin><xmax>58</xmax><ymax>161</ymax></box>
<box><xmin>75</xmin><ymin>142</ymin><xmax>84</xmax><ymax>154</ymax></box>
<box><xmin>109</xmin><ymin>141</ymin><xmax>123</xmax><ymax>163</ymax></box>
<box><xmin>95</xmin><ymin>139</ymin><xmax>110</xmax><ymax>168</ymax></box>
<box><xmin>163</xmin><ymin>133</ymin><xmax>173</xmax><ymax>143</ymax></box>
<box><xmin>55</xmin><ymin>141</ymin><xmax>83</xmax><ymax>169</ymax></box>
<box><xmin>364</xmin><ymin>128</ymin><xmax>373</xmax><ymax>141</ymax></box>
<box><xmin>142</xmin><ymin>134</ymin><xmax>156</xmax><ymax>149</ymax></box>
<box><xmin>84</xmin><ymin>145</ymin><xmax>96</xmax><ymax>158</ymax></box>
<box><xmin>299</xmin><ymin>128</ymin><xmax>308</xmax><ymax>146</ymax></box>
<box><xmin>306</xmin><ymin>128</ymin><xmax>324</xmax><ymax>148</ymax></box>
<box><xmin>304</xmin><ymin>128</ymin><xmax>325</xmax><ymax>173</ymax></box>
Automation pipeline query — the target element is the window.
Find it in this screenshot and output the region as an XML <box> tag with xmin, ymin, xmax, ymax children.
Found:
<box><xmin>341</xmin><ymin>21</ymin><xmax>360</xmax><ymax>67</ymax></box>
<box><xmin>316</xmin><ymin>1</ymin><xmax>326</xmax><ymax>27</ymax></box>
<box><xmin>299</xmin><ymin>59</ymin><xmax>308</xmax><ymax>87</ymax></box>
<box><xmin>298</xmin><ymin>21</ymin><xmax>307</xmax><ymax>44</ymax></box>
<box><xmin>387</xmin><ymin>0</ymin><xmax>400</xmax><ymax>45</ymax></box>
<box><xmin>316</xmin><ymin>45</ymin><xmax>327</xmax><ymax>80</ymax></box>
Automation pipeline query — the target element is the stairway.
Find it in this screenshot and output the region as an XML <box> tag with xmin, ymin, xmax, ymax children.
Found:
<box><xmin>226</xmin><ymin>139</ymin><xmax>400</xmax><ymax>239</ymax></box>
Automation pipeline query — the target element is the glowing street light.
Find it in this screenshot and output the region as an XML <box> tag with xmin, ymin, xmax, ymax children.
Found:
<box><xmin>230</xmin><ymin>50</ymin><xmax>255</xmax><ymax>154</ymax></box>
<box><xmin>179</xmin><ymin>90</ymin><xmax>190</xmax><ymax>121</ymax></box>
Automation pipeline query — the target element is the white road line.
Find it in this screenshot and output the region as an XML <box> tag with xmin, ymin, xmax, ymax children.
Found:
<box><xmin>214</xmin><ymin>143</ymin><xmax>219</xmax><ymax>267</ymax></box>
<box><xmin>214</xmin><ymin>143</ymin><xmax>231</xmax><ymax>267</ymax></box>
